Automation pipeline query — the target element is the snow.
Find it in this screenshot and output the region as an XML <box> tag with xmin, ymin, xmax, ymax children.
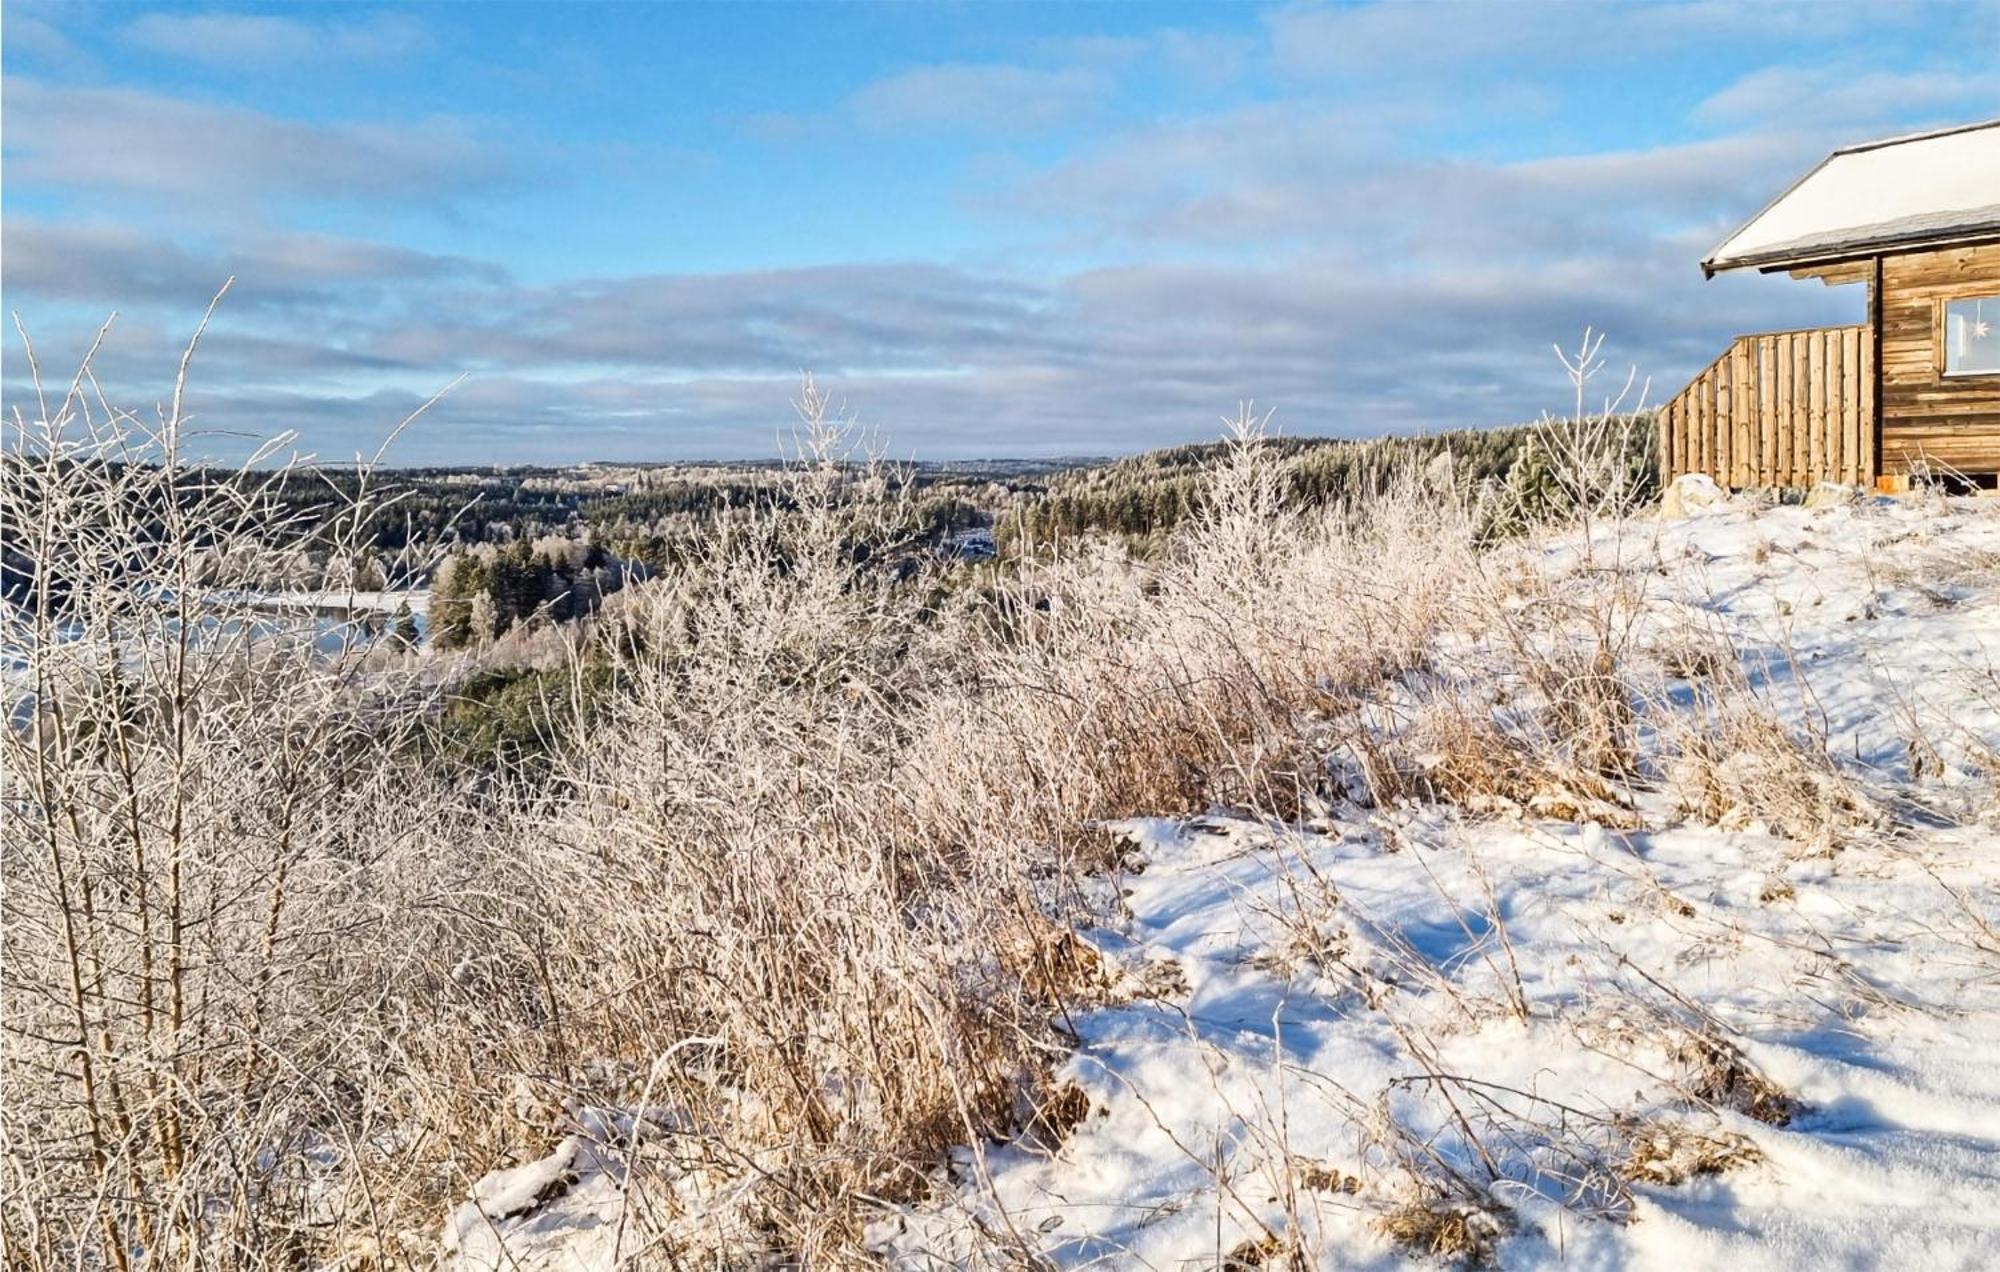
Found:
<box><xmin>234</xmin><ymin>587</ymin><xmax>429</xmax><ymax>615</ymax></box>
<box><xmin>448</xmin><ymin>492</ymin><xmax>2000</xmax><ymax>1269</ymax></box>
<box><xmin>442</xmin><ymin>1107</ymin><xmax>667</xmax><ymax>1271</ymax></box>
<box><xmin>871</xmin><ymin>804</ymin><xmax>2000</xmax><ymax>1267</ymax></box>
<box><xmin>1705</xmin><ymin>120</ymin><xmax>2000</xmax><ymax>272</ymax></box>
<box><xmin>1621</xmin><ymin>492</ymin><xmax>2000</xmax><ymax>784</ymax></box>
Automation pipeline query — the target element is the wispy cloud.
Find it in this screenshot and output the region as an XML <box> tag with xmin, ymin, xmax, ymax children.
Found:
<box><xmin>122</xmin><ymin>10</ymin><xmax>431</xmax><ymax>70</ymax></box>
<box><xmin>843</xmin><ymin>63</ymin><xmax>1114</xmax><ymax>135</ymax></box>
<box><xmin>741</xmin><ymin>60</ymin><xmax>1115</xmax><ymax>143</ymax></box>
<box><xmin>3</xmin><ymin>6</ymin><xmax>97</xmax><ymax>72</ymax></box>
<box><xmin>2</xmin><ymin>80</ymin><xmax>514</xmax><ymax>215</ymax></box>
<box><xmin>3</xmin><ymin>0</ymin><xmax>1982</xmax><ymax>463</ymax></box>
<box><xmin>1264</xmin><ymin>0</ymin><xmax>1888</xmax><ymax>79</ymax></box>
<box><xmin>1033</xmin><ymin>29</ymin><xmax>1253</xmax><ymax>91</ymax></box>
<box><xmin>1696</xmin><ymin>66</ymin><xmax>1996</xmax><ymax>128</ymax></box>
<box><xmin>3</xmin><ymin>219</ymin><xmax>509</xmax><ymax>308</ymax></box>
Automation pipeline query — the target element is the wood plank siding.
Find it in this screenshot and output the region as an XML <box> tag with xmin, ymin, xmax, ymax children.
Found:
<box><xmin>1877</xmin><ymin>241</ymin><xmax>2000</xmax><ymax>476</ymax></box>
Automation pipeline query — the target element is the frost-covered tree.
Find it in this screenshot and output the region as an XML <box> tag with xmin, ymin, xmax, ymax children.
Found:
<box><xmin>466</xmin><ymin>590</ymin><xmax>499</xmax><ymax>646</ymax></box>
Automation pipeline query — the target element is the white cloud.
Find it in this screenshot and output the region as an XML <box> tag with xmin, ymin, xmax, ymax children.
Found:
<box><xmin>843</xmin><ymin>63</ymin><xmax>1114</xmax><ymax>134</ymax></box>
<box><xmin>1032</xmin><ymin>29</ymin><xmax>1252</xmax><ymax>91</ymax></box>
<box><xmin>6</xmin><ymin>2</ymin><xmax>1967</xmax><ymax>462</ymax></box>
<box><xmin>2</xmin><ymin>219</ymin><xmax>508</xmax><ymax>308</ymax></box>
<box><xmin>3</xmin><ymin>6</ymin><xmax>97</xmax><ymax>71</ymax></box>
<box><xmin>1696</xmin><ymin>66</ymin><xmax>1996</xmax><ymax>129</ymax></box>
<box><xmin>2</xmin><ymin>80</ymin><xmax>512</xmax><ymax>214</ymax></box>
<box><xmin>122</xmin><ymin>10</ymin><xmax>431</xmax><ymax>70</ymax></box>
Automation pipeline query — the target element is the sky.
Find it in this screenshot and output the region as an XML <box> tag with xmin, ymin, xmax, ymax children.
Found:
<box><xmin>3</xmin><ymin>1</ymin><xmax>1997</xmax><ymax>465</ymax></box>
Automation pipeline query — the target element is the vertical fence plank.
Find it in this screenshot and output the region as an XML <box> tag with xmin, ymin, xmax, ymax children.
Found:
<box><xmin>1705</xmin><ymin>363</ymin><xmax>1720</xmax><ymax>485</ymax></box>
<box><xmin>1698</xmin><ymin>366</ymin><xmax>1712</xmax><ymax>480</ymax></box>
<box><xmin>1776</xmin><ymin>333</ymin><xmax>1794</xmax><ymax>486</ymax></box>
<box><xmin>1748</xmin><ymin>339</ymin><xmax>1762</xmax><ymax>486</ymax></box>
<box><xmin>1728</xmin><ymin>338</ymin><xmax>1744</xmax><ymax>486</ymax></box>
<box><xmin>1716</xmin><ymin>347</ymin><xmax>1729</xmax><ymax>487</ymax></box>
<box><xmin>1675</xmin><ymin>397</ymin><xmax>1687</xmax><ymax>480</ymax></box>
<box><xmin>1832</xmin><ymin>326</ymin><xmax>1848</xmax><ymax>484</ymax></box>
<box><xmin>1750</xmin><ymin>338</ymin><xmax>1764</xmax><ymax>486</ymax></box>
<box><xmin>1816</xmin><ymin>330</ymin><xmax>1832</xmax><ymax>484</ymax></box>
<box><xmin>1663</xmin><ymin>399</ymin><xmax>1677</xmax><ymax>481</ymax></box>
<box><xmin>1843</xmin><ymin>327</ymin><xmax>1859</xmax><ymax>484</ymax></box>
<box><xmin>1721</xmin><ymin>357</ymin><xmax>1735</xmax><ymax>485</ymax></box>
<box><xmin>1683</xmin><ymin>375</ymin><xmax>1695</xmax><ymax>480</ymax></box>
<box><xmin>1667</xmin><ymin>396</ymin><xmax>1679</xmax><ymax>481</ymax></box>
<box><xmin>1740</xmin><ymin>340</ymin><xmax>1754</xmax><ymax>487</ymax></box>
<box><xmin>1831</xmin><ymin>328</ymin><xmax>1847</xmax><ymax>484</ymax></box>
<box><xmin>1759</xmin><ymin>336</ymin><xmax>1777</xmax><ymax>485</ymax></box>
<box><xmin>1792</xmin><ymin>333</ymin><xmax>1809</xmax><ymax>487</ymax></box>
<box><xmin>1708</xmin><ymin>365</ymin><xmax>1720</xmax><ymax>480</ymax></box>
<box><xmin>1690</xmin><ymin>367</ymin><xmax>1703</xmax><ymax>482</ymax></box>
<box><xmin>1683</xmin><ymin>377</ymin><xmax>1695</xmax><ymax>480</ymax></box>
<box><xmin>1843</xmin><ymin>326</ymin><xmax>1863</xmax><ymax>485</ymax></box>
<box><xmin>1859</xmin><ymin>329</ymin><xmax>1876</xmax><ymax>486</ymax></box>
<box><xmin>1717</xmin><ymin>347</ymin><xmax>1733</xmax><ymax>486</ymax></box>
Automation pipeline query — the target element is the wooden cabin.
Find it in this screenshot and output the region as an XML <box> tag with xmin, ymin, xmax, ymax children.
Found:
<box><xmin>1661</xmin><ymin>119</ymin><xmax>2000</xmax><ymax>492</ymax></box>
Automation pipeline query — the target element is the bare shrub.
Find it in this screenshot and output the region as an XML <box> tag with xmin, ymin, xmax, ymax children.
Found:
<box><xmin>480</xmin><ymin>385</ymin><xmax>1084</xmax><ymax>1258</ymax></box>
<box><xmin>8</xmin><ymin>306</ymin><xmax>1885</xmax><ymax>1269</ymax></box>
<box><xmin>1666</xmin><ymin>692</ymin><xmax>1883</xmax><ymax>852</ymax></box>
<box><xmin>1</xmin><ymin>306</ymin><xmax>465</xmax><ymax>1264</ymax></box>
<box><xmin>940</xmin><ymin>406</ymin><xmax>1483</xmax><ymax>834</ymax></box>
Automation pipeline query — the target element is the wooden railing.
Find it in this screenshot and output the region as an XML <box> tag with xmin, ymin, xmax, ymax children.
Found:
<box><xmin>1658</xmin><ymin>324</ymin><xmax>1874</xmax><ymax>489</ymax></box>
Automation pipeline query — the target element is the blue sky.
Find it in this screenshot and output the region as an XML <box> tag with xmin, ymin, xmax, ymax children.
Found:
<box><xmin>4</xmin><ymin>1</ymin><xmax>1997</xmax><ymax>463</ymax></box>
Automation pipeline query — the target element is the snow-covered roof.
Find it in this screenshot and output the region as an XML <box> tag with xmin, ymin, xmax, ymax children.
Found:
<box><xmin>1703</xmin><ymin>119</ymin><xmax>2000</xmax><ymax>276</ymax></box>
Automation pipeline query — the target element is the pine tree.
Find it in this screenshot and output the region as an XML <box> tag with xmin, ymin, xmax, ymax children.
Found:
<box><xmin>390</xmin><ymin>600</ymin><xmax>420</xmax><ymax>650</ymax></box>
<box><xmin>430</xmin><ymin>556</ymin><xmax>485</xmax><ymax>650</ymax></box>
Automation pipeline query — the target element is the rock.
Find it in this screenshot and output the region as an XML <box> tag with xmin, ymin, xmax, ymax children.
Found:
<box><xmin>1660</xmin><ymin>473</ymin><xmax>1726</xmax><ymax>518</ymax></box>
<box><xmin>1804</xmin><ymin>481</ymin><xmax>1860</xmax><ymax>510</ymax></box>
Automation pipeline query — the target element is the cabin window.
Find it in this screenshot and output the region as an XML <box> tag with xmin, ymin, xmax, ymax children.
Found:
<box><xmin>1942</xmin><ymin>296</ymin><xmax>2000</xmax><ymax>376</ymax></box>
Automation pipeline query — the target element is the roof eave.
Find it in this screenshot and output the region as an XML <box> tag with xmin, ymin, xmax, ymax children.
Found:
<box><xmin>1703</xmin><ymin>223</ymin><xmax>2000</xmax><ymax>280</ymax></box>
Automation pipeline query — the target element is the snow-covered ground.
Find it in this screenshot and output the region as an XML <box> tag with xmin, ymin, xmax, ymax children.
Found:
<box><xmin>232</xmin><ymin>587</ymin><xmax>429</xmax><ymax>616</ymax></box>
<box><xmin>450</xmin><ymin>489</ymin><xmax>2000</xmax><ymax>1269</ymax></box>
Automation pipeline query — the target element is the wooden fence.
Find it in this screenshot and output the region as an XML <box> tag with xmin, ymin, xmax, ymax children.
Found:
<box><xmin>1658</xmin><ymin>324</ymin><xmax>1874</xmax><ymax>489</ymax></box>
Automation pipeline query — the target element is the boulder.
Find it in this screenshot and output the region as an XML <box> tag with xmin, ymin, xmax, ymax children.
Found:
<box><xmin>1660</xmin><ymin>473</ymin><xmax>1726</xmax><ymax>518</ymax></box>
<box><xmin>1803</xmin><ymin>481</ymin><xmax>1861</xmax><ymax>510</ymax></box>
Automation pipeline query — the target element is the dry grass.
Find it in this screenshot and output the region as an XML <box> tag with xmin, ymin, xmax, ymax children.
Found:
<box><xmin>1667</xmin><ymin>697</ymin><xmax>1884</xmax><ymax>853</ymax></box>
<box><xmin>1375</xmin><ymin>1195</ymin><xmax>1512</xmax><ymax>1268</ymax></box>
<box><xmin>1673</xmin><ymin>1034</ymin><xmax>1802</xmax><ymax>1126</ymax></box>
<box><xmin>1618</xmin><ymin>1121</ymin><xmax>1762</xmax><ymax>1186</ymax></box>
<box><xmin>0</xmin><ymin>339</ymin><xmax>1480</xmax><ymax>1265</ymax></box>
<box><xmin>3</xmin><ymin>321</ymin><xmax>1963</xmax><ymax>1268</ymax></box>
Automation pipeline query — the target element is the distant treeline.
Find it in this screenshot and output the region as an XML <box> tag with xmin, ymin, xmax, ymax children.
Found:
<box><xmin>587</xmin><ymin>485</ymin><xmax>991</xmax><ymax>573</ymax></box>
<box><xmin>428</xmin><ymin>537</ymin><xmax>638</xmax><ymax>649</ymax></box>
<box><xmin>7</xmin><ymin>423</ymin><xmax>1654</xmax><ymax>635</ymax></box>
<box><xmin>997</xmin><ymin>419</ymin><xmax>1658</xmax><ymax>550</ymax></box>
<box><xmin>236</xmin><ymin>466</ymin><xmax>594</xmax><ymax>549</ymax></box>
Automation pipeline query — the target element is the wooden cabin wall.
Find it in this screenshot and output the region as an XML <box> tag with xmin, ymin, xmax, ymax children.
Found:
<box><xmin>1879</xmin><ymin>241</ymin><xmax>2000</xmax><ymax>475</ymax></box>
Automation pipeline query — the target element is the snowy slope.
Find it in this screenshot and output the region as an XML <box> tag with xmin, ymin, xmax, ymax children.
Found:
<box><xmin>872</xmin><ymin>807</ymin><xmax>2000</xmax><ymax>1267</ymax></box>
<box><xmin>451</xmin><ymin>490</ymin><xmax>2000</xmax><ymax>1270</ymax></box>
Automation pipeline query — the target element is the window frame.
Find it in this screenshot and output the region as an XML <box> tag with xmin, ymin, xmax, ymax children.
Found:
<box><xmin>1935</xmin><ymin>290</ymin><xmax>2000</xmax><ymax>380</ymax></box>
